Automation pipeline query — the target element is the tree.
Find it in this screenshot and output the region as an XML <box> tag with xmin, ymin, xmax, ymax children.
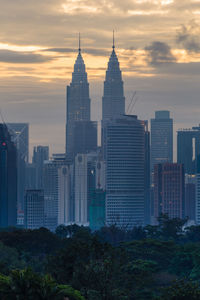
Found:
<box><xmin>157</xmin><ymin>280</ymin><xmax>200</xmax><ymax>300</ymax></box>
<box><xmin>157</xmin><ymin>214</ymin><xmax>187</xmax><ymax>240</ymax></box>
<box><xmin>0</xmin><ymin>269</ymin><xmax>85</xmax><ymax>300</ymax></box>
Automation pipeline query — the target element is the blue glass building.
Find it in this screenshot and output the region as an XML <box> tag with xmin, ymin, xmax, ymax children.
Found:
<box><xmin>103</xmin><ymin>115</ymin><xmax>149</xmax><ymax>227</ymax></box>
<box><xmin>0</xmin><ymin>124</ymin><xmax>17</xmax><ymax>227</ymax></box>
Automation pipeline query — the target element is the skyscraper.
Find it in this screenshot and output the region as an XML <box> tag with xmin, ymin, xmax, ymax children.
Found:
<box><xmin>24</xmin><ymin>190</ymin><xmax>45</xmax><ymax>229</ymax></box>
<box><xmin>0</xmin><ymin>124</ymin><xmax>17</xmax><ymax>227</ymax></box>
<box><xmin>177</xmin><ymin>125</ymin><xmax>200</xmax><ymax>174</ymax></box>
<box><xmin>7</xmin><ymin>123</ymin><xmax>29</xmax><ymax>162</ymax></box>
<box><xmin>69</xmin><ymin>120</ymin><xmax>97</xmax><ymax>157</ymax></box>
<box><xmin>66</xmin><ymin>36</ymin><xmax>96</xmax><ymax>156</ymax></box>
<box><xmin>32</xmin><ymin>145</ymin><xmax>49</xmax><ymax>189</ymax></box>
<box><xmin>102</xmin><ymin>34</ymin><xmax>125</xmax><ymax>121</ymax></box>
<box><xmin>103</xmin><ymin>115</ymin><xmax>149</xmax><ymax>228</ymax></box>
<box><xmin>74</xmin><ymin>150</ymin><xmax>105</xmax><ymax>226</ymax></box>
<box><xmin>154</xmin><ymin>163</ymin><xmax>185</xmax><ymax>221</ymax></box>
<box><xmin>7</xmin><ymin>123</ymin><xmax>29</xmax><ymax>211</ymax></box>
<box><xmin>151</xmin><ymin>111</ymin><xmax>173</xmax><ymax>170</ymax></box>
<box><xmin>43</xmin><ymin>155</ymin><xmax>73</xmax><ymax>230</ymax></box>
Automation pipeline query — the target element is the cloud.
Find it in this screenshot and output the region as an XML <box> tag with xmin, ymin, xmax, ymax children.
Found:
<box><xmin>176</xmin><ymin>20</ymin><xmax>200</xmax><ymax>52</ymax></box>
<box><xmin>145</xmin><ymin>41</ymin><xmax>176</xmax><ymax>66</ymax></box>
<box><xmin>0</xmin><ymin>50</ymin><xmax>53</xmax><ymax>64</ymax></box>
<box><xmin>44</xmin><ymin>47</ymin><xmax>109</xmax><ymax>56</ymax></box>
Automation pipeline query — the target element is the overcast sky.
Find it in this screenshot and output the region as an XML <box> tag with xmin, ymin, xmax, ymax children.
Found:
<box><xmin>0</xmin><ymin>0</ymin><xmax>200</xmax><ymax>159</ymax></box>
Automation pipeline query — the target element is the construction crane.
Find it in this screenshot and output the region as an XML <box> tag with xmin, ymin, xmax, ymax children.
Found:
<box><xmin>126</xmin><ymin>91</ymin><xmax>139</xmax><ymax>115</ymax></box>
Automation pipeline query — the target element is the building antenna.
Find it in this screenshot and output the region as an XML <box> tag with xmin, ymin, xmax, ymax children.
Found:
<box><xmin>78</xmin><ymin>32</ymin><xmax>81</xmax><ymax>54</ymax></box>
<box><xmin>113</xmin><ymin>30</ymin><xmax>115</xmax><ymax>49</ymax></box>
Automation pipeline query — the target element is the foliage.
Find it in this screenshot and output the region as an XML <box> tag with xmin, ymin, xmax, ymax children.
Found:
<box><xmin>156</xmin><ymin>280</ymin><xmax>200</xmax><ymax>300</ymax></box>
<box><xmin>0</xmin><ymin>268</ymin><xmax>85</xmax><ymax>300</ymax></box>
<box><xmin>1</xmin><ymin>218</ymin><xmax>200</xmax><ymax>299</ymax></box>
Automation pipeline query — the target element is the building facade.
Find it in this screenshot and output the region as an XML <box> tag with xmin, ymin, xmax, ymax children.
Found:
<box><xmin>32</xmin><ymin>145</ymin><xmax>49</xmax><ymax>189</ymax></box>
<box><xmin>24</xmin><ymin>190</ymin><xmax>44</xmax><ymax>229</ymax></box>
<box><xmin>7</xmin><ymin>123</ymin><xmax>29</xmax><ymax>211</ymax></box>
<box><xmin>177</xmin><ymin>125</ymin><xmax>200</xmax><ymax>174</ymax></box>
<box><xmin>43</xmin><ymin>155</ymin><xmax>73</xmax><ymax>230</ymax></box>
<box><xmin>74</xmin><ymin>151</ymin><xmax>105</xmax><ymax>226</ymax></box>
<box><xmin>185</xmin><ymin>174</ymin><xmax>196</xmax><ymax>222</ymax></box>
<box><xmin>103</xmin><ymin>115</ymin><xmax>150</xmax><ymax>228</ymax></box>
<box><xmin>102</xmin><ymin>40</ymin><xmax>125</xmax><ymax>121</ymax></box>
<box><xmin>154</xmin><ymin>163</ymin><xmax>185</xmax><ymax>220</ymax></box>
<box><xmin>0</xmin><ymin>124</ymin><xmax>17</xmax><ymax>227</ymax></box>
<box><xmin>66</xmin><ymin>40</ymin><xmax>97</xmax><ymax>157</ymax></box>
<box><xmin>151</xmin><ymin>111</ymin><xmax>173</xmax><ymax>170</ymax></box>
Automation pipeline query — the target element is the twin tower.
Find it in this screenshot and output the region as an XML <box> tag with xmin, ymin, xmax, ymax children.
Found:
<box><xmin>66</xmin><ymin>35</ymin><xmax>125</xmax><ymax>156</ymax></box>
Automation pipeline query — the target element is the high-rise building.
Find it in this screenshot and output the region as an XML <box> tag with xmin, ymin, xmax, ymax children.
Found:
<box><xmin>154</xmin><ymin>163</ymin><xmax>185</xmax><ymax>221</ymax></box>
<box><xmin>196</xmin><ymin>174</ymin><xmax>200</xmax><ymax>224</ymax></box>
<box><xmin>7</xmin><ymin>123</ymin><xmax>29</xmax><ymax>211</ymax></box>
<box><xmin>195</xmin><ymin>155</ymin><xmax>200</xmax><ymax>224</ymax></box>
<box><xmin>66</xmin><ymin>37</ymin><xmax>96</xmax><ymax>156</ymax></box>
<box><xmin>24</xmin><ymin>190</ymin><xmax>45</xmax><ymax>229</ymax></box>
<box><xmin>57</xmin><ymin>165</ymin><xmax>72</xmax><ymax>226</ymax></box>
<box><xmin>103</xmin><ymin>115</ymin><xmax>150</xmax><ymax>228</ymax></box>
<box><xmin>25</xmin><ymin>163</ymin><xmax>37</xmax><ymax>189</ymax></box>
<box><xmin>32</xmin><ymin>145</ymin><xmax>49</xmax><ymax>189</ymax></box>
<box><xmin>185</xmin><ymin>174</ymin><xmax>196</xmax><ymax>222</ymax></box>
<box><xmin>74</xmin><ymin>151</ymin><xmax>105</xmax><ymax>226</ymax></box>
<box><xmin>0</xmin><ymin>124</ymin><xmax>17</xmax><ymax>227</ymax></box>
<box><xmin>177</xmin><ymin>125</ymin><xmax>200</xmax><ymax>174</ymax></box>
<box><xmin>89</xmin><ymin>189</ymin><xmax>106</xmax><ymax>231</ymax></box>
<box><xmin>151</xmin><ymin>111</ymin><xmax>173</xmax><ymax>170</ymax></box>
<box><xmin>68</xmin><ymin>120</ymin><xmax>97</xmax><ymax>157</ymax></box>
<box><xmin>102</xmin><ymin>35</ymin><xmax>125</xmax><ymax>121</ymax></box>
<box><xmin>7</xmin><ymin>123</ymin><xmax>29</xmax><ymax>163</ymax></box>
<box><xmin>43</xmin><ymin>155</ymin><xmax>73</xmax><ymax>230</ymax></box>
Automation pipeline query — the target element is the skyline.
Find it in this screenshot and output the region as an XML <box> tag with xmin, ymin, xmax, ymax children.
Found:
<box><xmin>0</xmin><ymin>0</ymin><xmax>200</xmax><ymax>155</ymax></box>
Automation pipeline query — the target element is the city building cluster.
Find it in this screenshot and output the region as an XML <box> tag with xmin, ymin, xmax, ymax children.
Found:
<box><xmin>0</xmin><ymin>36</ymin><xmax>199</xmax><ymax>230</ymax></box>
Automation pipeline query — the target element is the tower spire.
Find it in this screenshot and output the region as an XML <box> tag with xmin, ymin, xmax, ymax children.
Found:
<box><xmin>112</xmin><ymin>30</ymin><xmax>115</xmax><ymax>49</ymax></box>
<box><xmin>78</xmin><ymin>32</ymin><xmax>81</xmax><ymax>54</ymax></box>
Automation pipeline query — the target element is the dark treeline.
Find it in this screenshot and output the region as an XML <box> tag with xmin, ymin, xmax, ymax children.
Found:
<box><xmin>1</xmin><ymin>215</ymin><xmax>200</xmax><ymax>299</ymax></box>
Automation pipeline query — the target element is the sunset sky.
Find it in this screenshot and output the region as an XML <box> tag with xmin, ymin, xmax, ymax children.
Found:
<box><xmin>0</xmin><ymin>0</ymin><xmax>200</xmax><ymax>157</ymax></box>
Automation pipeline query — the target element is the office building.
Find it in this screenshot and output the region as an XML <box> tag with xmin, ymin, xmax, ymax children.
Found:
<box><xmin>43</xmin><ymin>155</ymin><xmax>73</xmax><ymax>230</ymax></box>
<box><xmin>25</xmin><ymin>163</ymin><xmax>37</xmax><ymax>189</ymax></box>
<box><xmin>68</xmin><ymin>120</ymin><xmax>97</xmax><ymax>157</ymax></box>
<box><xmin>0</xmin><ymin>124</ymin><xmax>17</xmax><ymax>227</ymax></box>
<box><xmin>24</xmin><ymin>190</ymin><xmax>44</xmax><ymax>229</ymax></box>
<box><xmin>7</xmin><ymin>123</ymin><xmax>29</xmax><ymax>163</ymax></box>
<box><xmin>196</xmin><ymin>174</ymin><xmax>200</xmax><ymax>224</ymax></box>
<box><xmin>103</xmin><ymin>115</ymin><xmax>150</xmax><ymax>228</ymax></box>
<box><xmin>74</xmin><ymin>151</ymin><xmax>105</xmax><ymax>226</ymax></box>
<box><xmin>102</xmin><ymin>35</ymin><xmax>125</xmax><ymax>121</ymax></box>
<box><xmin>154</xmin><ymin>163</ymin><xmax>185</xmax><ymax>221</ymax></box>
<box><xmin>89</xmin><ymin>189</ymin><xmax>106</xmax><ymax>231</ymax></box>
<box><xmin>151</xmin><ymin>111</ymin><xmax>173</xmax><ymax>170</ymax></box>
<box><xmin>57</xmin><ymin>165</ymin><xmax>72</xmax><ymax>225</ymax></box>
<box><xmin>185</xmin><ymin>174</ymin><xmax>196</xmax><ymax>222</ymax></box>
<box><xmin>32</xmin><ymin>145</ymin><xmax>49</xmax><ymax>189</ymax></box>
<box><xmin>7</xmin><ymin>123</ymin><xmax>29</xmax><ymax>211</ymax></box>
<box><xmin>66</xmin><ymin>37</ymin><xmax>97</xmax><ymax>156</ymax></box>
<box><xmin>177</xmin><ymin>125</ymin><xmax>200</xmax><ymax>174</ymax></box>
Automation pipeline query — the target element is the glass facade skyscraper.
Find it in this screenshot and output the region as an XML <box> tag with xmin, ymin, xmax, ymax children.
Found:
<box><xmin>102</xmin><ymin>41</ymin><xmax>125</xmax><ymax>121</ymax></box>
<box><xmin>66</xmin><ymin>40</ymin><xmax>97</xmax><ymax>156</ymax></box>
<box><xmin>177</xmin><ymin>125</ymin><xmax>200</xmax><ymax>174</ymax></box>
<box><xmin>103</xmin><ymin>115</ymin><xmax>149</xmax><ymax>227</ymax></box>
<box><xmin>0</xmin><ymin>124</ymin><xmax>17</xmax><ymax>227</ymax></box>
<box><xmin>151</xmin><ymin>110</ymin><xmax>173</xmax><ymax>170</ymax></box>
